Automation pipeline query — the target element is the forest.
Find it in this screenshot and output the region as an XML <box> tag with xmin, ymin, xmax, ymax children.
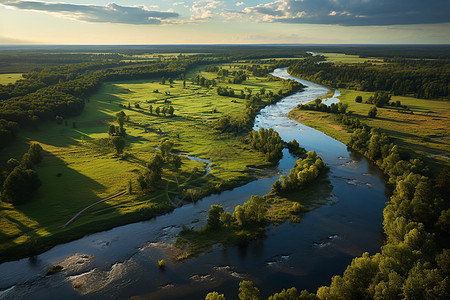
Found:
<box><xmin>288</xmin><ymin>56</ymin><xmax>449</xmax><ymax>99</ymax></box>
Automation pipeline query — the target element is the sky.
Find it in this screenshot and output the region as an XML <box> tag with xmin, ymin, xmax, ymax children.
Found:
<box><xmin>0</xmin><ymin>0</ymin><xmax>449</xmax><ymax>44</ymax></box>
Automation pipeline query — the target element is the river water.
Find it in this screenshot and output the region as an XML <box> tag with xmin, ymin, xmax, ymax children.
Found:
<box><xmin>0</xmin><ymin>68</ymin><xmax>389</xmax><ymax>299</ymax></box>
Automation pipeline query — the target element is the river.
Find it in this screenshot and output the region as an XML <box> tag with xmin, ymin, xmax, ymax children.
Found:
<box><xmin>0</xmin><ymin>68</ymin><xmax>389</xmax><ymax>299</ymax></box>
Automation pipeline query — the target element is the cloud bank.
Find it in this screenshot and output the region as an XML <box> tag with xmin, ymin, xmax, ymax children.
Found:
<box><xmin>242</xmin><ymin>0</ymin><xmax>450</xmax><ymax>26</ymax></box>
<box><xmin>0</xmin><ymin>1</ymin><xmax>179</xmax><ymax>24</ymax></box>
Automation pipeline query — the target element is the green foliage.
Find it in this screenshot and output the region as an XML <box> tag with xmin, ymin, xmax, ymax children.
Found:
<box><xmin>110</xmin><ymin>136</ymin><xmax>126</xmax><ymax>154</ymax></box>
<box><xmin>238</xmin><ymin>280</ymin><xmax>260</xmax><ymax>300</ymax></box>
<box><xmin>220</xmin><ymin>212</ymin><xmax>233</xmax><ymax>228</ymax></box>
<box><xmin>297</xmin><ymin>101</ymin><xmax>348</xmax><ymax>114</ymax></box>
<box><xmin>5</xmin><ymin>158</ymin><xmax>20</xmax><ymax>173</ymax></box>
<box><xmin>368</xmin><ymin>106</ymin><xmax>378</xmax><ymax>118</ymax></box>
<box><xmin>233</xmin><ymin>195</ymin><xmax>267</xmax><ymax>226</ymax></box>
<box><xmin>355</xmin><ymin>95</ymin><xmax>363</xmax><ymax>103</ymax></box>
<box><xmin>286</xmin><ymin>139</ymin><xmax>307</xmax><ymax>158</ymax></box>
<box><xmin>279</xmin><ymin>151</ymin><xmax>327</xmax><ymax>191</ymax></box>
<box><xmin>207</xmin><ymin>205</ymin><xmax>225</xmax><ymax>229</ymax></box>
<box><xmin>158</xmin><ymin>259</ymin><xmax>166</xmax><ymax>269</ymax></box>
<box><xmin>2</xmin><ymin>167</ymin><xmax>41</xmax><ymax>204</ymax></box>
<box><xmin>159</xmin><ymin>139</ymin><xmax>174</xmax><ymax>162</ymax></box>
<box><xmin>368</xmin><ymin>91</ymin><xmax>391</xmax><ymax>108</ymax></box>
<box><xmin>116</xmin><ymin>110</ymin><xmax>128</xmax><ymax>128</ymax></box>
<box><xmin>27</xmin><ymin>143</ymin><xmax>43</xmax><ymax>164</ymax></box>
<box><xmin>205</xmin><ymin>292</ymin><xmax>226</xmax><ymax>300</ymax></box>
<box><xmin>247</xmin><ymin>127</ymin><xmax>283</xmax><ymax>163</ymax></box>
<box><xmin>171</xmin><ymin>155</ymin><xmax>182</xmax><ymax>171</ymax></box>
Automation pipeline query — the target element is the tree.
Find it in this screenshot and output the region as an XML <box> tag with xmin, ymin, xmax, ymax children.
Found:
<box><xmin>220</xmin><ymin>212</ymin><xmax>233</xmax><ymax>227</ymax></box>
<box><xmin>314</xmin><ymin>98</ymin><xmax>322</xmax><ymax>108</ymax></box>
<box><xmin>155</xmin><ymin>106</ymin><xmax>161</xmax><ymax>115</ymax></box>
<box><xmin>56</xmin><ymin>115</ymin><xmax>63</xmax><ymax>124</ymax></box>
<box><xmin>148</xmin><ymin>153</ymin><xmax>163</xmax><ymax>174</ymax></box>
<box><xmin>208</xmin><ymin>205</ymin><xmax>224</xmax><ymax>229</ymax></box>
<box><xmin>149</xmin><ymin>105</ymin><xmax>153</xmax><ymax>114</ymax></box>
<box><xmin>28</xmin><ymin>143</ymin><xmax>43</xmax><ymax>164</ymax></box>
<box><xmin>171</xmin><ymin>155</ymin><xmax>182</xmax><ymax>171</ymax></box>
<box><xmin>2</xmin><ymin>167</ymin><xmax>41</xmax><ymax>204</ymax></box>
<box><xmin>268</xmin><ymin>287</ymin><xmax>301</xmax><ymax>300</ymax></box>
<box><xmin>238</xmin><ymin>281</ymin><xmax>260</xmax><ymax>300</ymax></box>
<box><xmin>111</xmin><ymin>136</ymin><xmax>125</xmax><ymax>154</ymax></box>
<box><xmin>116</xmin><ymin>111</ymin><xmax>128</xmax><ymax>128</ymax></box>
<box><xmin>20</xmin><ymin>153</ymin><xmax>33</xmax><ymax>169</ymax></box>
<box><xmin>161</xmin><ymin>76</ymin><xmax>166</xmax><ymax>85</ymax></box>
<box><xmin>368</xmin><ymin>106</ymin><xmax>377</xmax><ymax>118</ymax></box>
<box><xmin>168</xmin><ymin>106</ymin><xmax>174</xmax><ymax>116</ymax></box>
<box><xmin>108</xmin><ymin>124</ymin><xmax>116</xmax><ymax>136</ymax></box>
<box><xmin>355</xmin><ymin>95</ymin><xmax>363</xmax><ymax>103</ymax></box>
<box><xmin>234</xmin><ymin>205</ymin><xmax>246</xmax><ymax>226</ymax></box>
<box><xmin>159</xmin><ymin>139</ymin><xmax>173</xmax><ymax>161</ymax></box>
<box><xmin>205</xmin><ymin>292</ymin><xmax>226</xmax><ymax>300</ymax></box>
<box><xmin>6</xmin><ymin>158</ymin><xmax>20</xmax><ymax>173</ymax></box>
<box><xmin>127</xmin><ymin>180</ymin><xmax>133</xmax><ymax>194</ymax></box>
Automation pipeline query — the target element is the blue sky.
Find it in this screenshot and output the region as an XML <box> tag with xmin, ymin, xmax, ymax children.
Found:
<box><xmin>0</xmin><ymin>0</ymin><xmax>449</xmax><ymax>44</ymax></box>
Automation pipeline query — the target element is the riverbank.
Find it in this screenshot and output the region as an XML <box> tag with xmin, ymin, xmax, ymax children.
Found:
<box><xmin>288</xmin><ymin>87</ymin><xmax>450</xmax><ymax>174</ymax></box>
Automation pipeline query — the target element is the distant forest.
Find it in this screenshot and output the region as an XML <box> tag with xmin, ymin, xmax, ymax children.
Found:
<box><xmin>289</xmin><ymin>55</ymin><xmax>449</xmax><ymax>99</ymax></box>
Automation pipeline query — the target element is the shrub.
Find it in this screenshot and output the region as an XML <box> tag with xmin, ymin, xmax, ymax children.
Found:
<box><xmin>368</xmin><ymin>106</ymin><xmax>377</xmax><ymax>118</ymax></box>
<box><xmin>158</xmin><ymin>259</ymin><xmax>166</xmax><ymax>270</ymax></box>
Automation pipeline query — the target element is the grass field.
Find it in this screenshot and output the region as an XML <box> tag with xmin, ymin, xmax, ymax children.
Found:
<box><xmin>290</xmin><ymin>89</ymin><xmax>450</xmax><ymax>173</ymax></box>
<box><xmin>0</xmin><ymin>73</ymin><xmax>23</xmax><ymax>84</ymax></box>
<box><xmin>322</xmin><ymin>53</ymin><xmax>384</xmax><ymax>64</ymax></box>
<box><xmin>0</xmin><ymin>63</ymin><xmax>288</xmax><ymax>261</ymax></box>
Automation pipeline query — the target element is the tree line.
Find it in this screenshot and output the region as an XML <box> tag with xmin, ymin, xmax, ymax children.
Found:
<box><xmin>288</xmin><ymin>57</ymin><xmax>449</xmax><ymax>99</ymax></box>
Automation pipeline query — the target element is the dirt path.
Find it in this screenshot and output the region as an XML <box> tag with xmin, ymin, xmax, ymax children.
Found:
<box><xmin>62</xmin><ymin>190</ymin><xmax>127</xmax><ymax>228</ymax></box>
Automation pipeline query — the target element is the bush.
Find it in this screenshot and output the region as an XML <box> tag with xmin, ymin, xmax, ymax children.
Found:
<box><xmin>158</xmin><ymin>259</ymin><xmax>166</xmax><ymax>270</ymax></box>
<box><xmin>368</xmin><ymin>106</ymin><xmax>377</xmax><ymax>118</ymax></box>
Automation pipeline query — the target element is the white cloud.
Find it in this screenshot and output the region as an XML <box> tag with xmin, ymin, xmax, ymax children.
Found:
<box><xmin>190</xmin><ymin>0</ymin><xmax>223</xmax><ymax>21</ymax></box>
<box><xmin>238</xmin><ymin>0</ymin><xmax>450</xmax><ymax>26</ymax></box>
<box><xmin>0</xmin><ymin>1</ymin><xmax>179</xmax><ymax>24</ymax></box>
<box><xmin>236</xmin><ymin>1</ymin><xmax>244</xmax><ymax>6</ymax></box>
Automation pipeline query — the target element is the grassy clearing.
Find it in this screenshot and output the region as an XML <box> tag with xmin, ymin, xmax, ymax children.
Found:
<box><xmin>0</xmin><ymin>73</ymin><xmax>23</xmax><ymax>84</ymax></box>
<box><xmin>290</xmin><ymin>89</ymin><xmax>450</xmax><ymax>173</ymax></box>
<box><xmin>0</xmin><ymin>63</ymin><xmax>288</xmax><ymax>262</ymax></box>
<box><xmin>323</xmin><ymin>53</ymin><xmax>384</xmax><ymax>64</ymax></box>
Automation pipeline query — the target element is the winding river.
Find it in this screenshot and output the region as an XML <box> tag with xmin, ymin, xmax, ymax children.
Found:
<box><xmin>0</xmin><ymin>68</ymin><xmax>389</xmax><ymax>299</ymax></box>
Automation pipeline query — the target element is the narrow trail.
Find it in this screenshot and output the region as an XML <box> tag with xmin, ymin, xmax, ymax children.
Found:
<box><xmin>62</xmin><ymin>190</ymin><xmax>127</xmax><ymax>228</ymax></box>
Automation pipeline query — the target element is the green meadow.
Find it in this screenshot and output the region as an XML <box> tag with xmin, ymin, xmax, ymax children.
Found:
<box><xmin>0</xmin><ymin>63</ymin><xmax>287</xmax><ymax>261</ymax></box>
<box><xmin>290</xmin><ymin>89</ymin><xmax>450</xmax><ymax>172</ymax></box>
<box><xmin>0</xmin><ymin>73</ymin><xmax>23</xmax><ymax>84</ymax></box>
<box><xmin>322</xmin><ymin>53</ymin><xmax>384</xmax><ymax>64</ymax></box>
